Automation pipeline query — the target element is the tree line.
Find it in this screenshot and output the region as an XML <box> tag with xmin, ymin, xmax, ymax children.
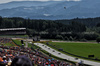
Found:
<box><xmin>0</xmin><ymin>16</ymin><xmax>100</xmax><ymax>41</ymax></box>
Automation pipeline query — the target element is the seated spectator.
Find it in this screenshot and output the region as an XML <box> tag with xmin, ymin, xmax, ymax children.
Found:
<box><xmin>11</xmin><ymin>56</ymin><xmax>33</xmax><ymax>66</ymax></box>
<box><xmin>2</xmin><ymin>56</ymin><xmax>7</xmax><ymax>63</ymax></box>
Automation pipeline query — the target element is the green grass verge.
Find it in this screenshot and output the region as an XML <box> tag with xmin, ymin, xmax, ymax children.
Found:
<box><xmin>48</xmin><ymin>42</ymin><xmax>100</xmax><ymax>59</ymax></box>
<box><xmin>12</xmin><ymin>39</ymin><xmax>25</xmax><ymax>46</ymax></box>
<box><xmin>40</xmin><ymin>47</ymin><xmax>90</xmax><ymax>66</ymax></box>
<box><xmin>44</xmin><ymin>42</ymin><xmax>100</xmax><ymax>62</ymax></box>
<box><xmin>42</xmin><ymin>42</ymin><xmax>100</xmax><ymax>63</ymax></box>
<box><xmin>4</xmin><ymin>43</ymin><xmax>15</xmax><ymax>47</ymax></box>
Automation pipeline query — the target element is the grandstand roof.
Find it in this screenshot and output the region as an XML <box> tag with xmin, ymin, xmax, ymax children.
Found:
<box><xmin>0</xmin><ymin>28</ymin><xmax>26</xmax><ymax>31</ymax></box>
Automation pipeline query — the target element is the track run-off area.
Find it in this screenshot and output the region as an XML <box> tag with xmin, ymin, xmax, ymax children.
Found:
<box><xmin>34</xmin><ymin>43</ymin><xmax>100</xmax><ymax>66</ymax></box>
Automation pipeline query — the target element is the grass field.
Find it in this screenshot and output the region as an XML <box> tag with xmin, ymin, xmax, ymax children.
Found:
<box><xmin>4</xmin><ymin>43</ymin><xmax>15</xmax><ymax>47</ymax></box>
<box><xmin>13</xmin><ymin>40</ymin><xmax>22</xmax><ymax>46</ymax></box>
<box><xmin>48</xmin><ymin>42</ymin><xmax>100</xmax><ymax>59</ymax></box>
<box><xmin>13</xmin><ymin>39</ymin><xmax>38</xmax><ymax>49</ymax></box>
<box><xmin>13</xmin><ymin>39</ymin><xmax>25</xmax><ymax>46</ymax></box>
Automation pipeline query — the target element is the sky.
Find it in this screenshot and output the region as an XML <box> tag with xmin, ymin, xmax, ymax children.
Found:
<box><xmin>0</xmin><ymin>0</ymin><xmax>81</xmax><ymax>4</ymax></box>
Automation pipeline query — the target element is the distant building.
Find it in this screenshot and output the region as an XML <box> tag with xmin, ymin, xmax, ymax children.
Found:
<box><xmin>0</xmin><ymin>28</ymin><xmax>26</xmax><ymax>35</ymax></box>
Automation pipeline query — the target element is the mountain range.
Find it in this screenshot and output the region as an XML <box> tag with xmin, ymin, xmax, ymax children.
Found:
<box><xmin>0</xmin><ymin>0</ymin><xmax>100</xmax><ymax>20</ymax></box>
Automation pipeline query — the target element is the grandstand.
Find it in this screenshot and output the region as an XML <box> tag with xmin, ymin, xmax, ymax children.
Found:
<box><xmin>0</xmin><ymin>28</ymin><xmax>26</xmax><ymax>35</ymax></box>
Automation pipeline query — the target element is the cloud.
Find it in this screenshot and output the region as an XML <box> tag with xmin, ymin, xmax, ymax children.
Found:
<box><xmin>67</xmin><ymin>0</ymin><xmax>81</xmax><ymax>1</ymax></box>
<box><xmin>0</xmin><ymin>0</ymin><xmax>81</xmax><ymax>4</ymax></box>
<box><xmin>23</xmin><ymin>0</ymin><xmax>81</xmax><ymax>1</ymax></box>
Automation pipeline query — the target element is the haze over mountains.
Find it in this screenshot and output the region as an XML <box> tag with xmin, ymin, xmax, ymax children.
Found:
<box><xmin>0</xmin><ymin>0</ymin><xmax>100</xmax><ymax>20</ymax></box>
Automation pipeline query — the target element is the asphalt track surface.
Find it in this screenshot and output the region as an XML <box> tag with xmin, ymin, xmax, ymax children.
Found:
<box><xmin>34</xmin><ymin>43</ymin><xmax>100</xmax><ymax>66</ymax></box>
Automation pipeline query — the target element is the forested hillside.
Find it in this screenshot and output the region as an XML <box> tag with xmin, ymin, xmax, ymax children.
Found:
<box><xmin>1</xmin><ymin>0</ymin><xmax>100</xmax><ymax>19</ymax></box>
<box><xmin>0</xmin><ymin>16</ymin><xmax>100</xmax><ymax>40</ymax></box>
<box><xmin>55</xmin><ymin>17</ymin><xmax>100</xmax><ymax>27</ymax></box>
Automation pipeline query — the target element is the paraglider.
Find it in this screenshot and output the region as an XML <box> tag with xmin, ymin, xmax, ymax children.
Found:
<box><xmin>64</xmin><ymin>7</ymin><xmax>66</xmax><ymax>9</ymax></box>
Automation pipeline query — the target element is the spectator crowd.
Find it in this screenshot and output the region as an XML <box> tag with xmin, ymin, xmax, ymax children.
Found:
<box><xmin>0</xmin><ymin>39</ymin><xmax>73</xmax><ymax>66</ymax></box>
